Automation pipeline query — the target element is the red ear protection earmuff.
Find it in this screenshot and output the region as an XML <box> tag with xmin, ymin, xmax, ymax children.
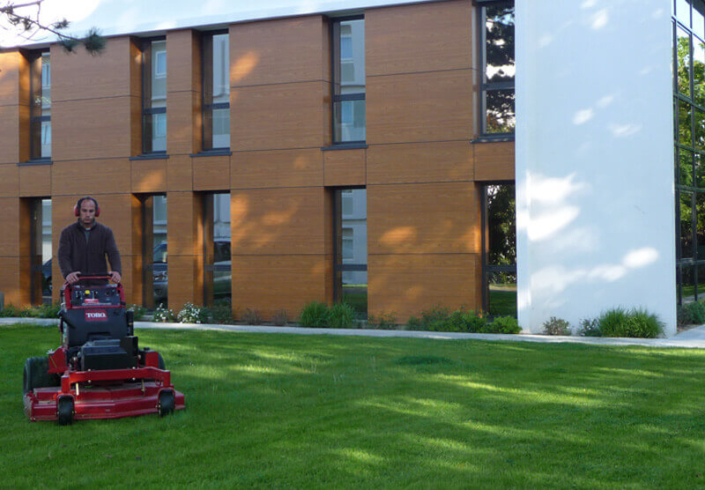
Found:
<box><xmin>74</xmin><ymin>197</ymin><xmax>100</xmax><ymax>217</ymax></box>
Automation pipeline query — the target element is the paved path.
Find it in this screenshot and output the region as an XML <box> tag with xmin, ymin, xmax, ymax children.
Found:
<box><xmin>4</xmin><ymin>317</ymin><xmax>705</xmax><ymax>349</ymax></box>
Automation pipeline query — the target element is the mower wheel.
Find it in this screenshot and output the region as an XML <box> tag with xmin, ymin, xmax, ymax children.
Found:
<box><xmin>23</xmin><ymin>357</ymin><xmax>59</xmax><ymax>395</ymax></box>
<box><xmin>158</xmin><ymin>390</ymin><xmax>175</xmax><ymax>417</ymax></box>
<box><xmin>57</xmin><ymin>397</ymin><xmax>74</xmax><ymax>426</ymax></box>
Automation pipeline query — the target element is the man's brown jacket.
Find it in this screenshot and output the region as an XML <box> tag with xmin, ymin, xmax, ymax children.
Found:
<box><xmin>58</xmin><ymin>221</ymin><xmax>122</xmax><ymax>279</ymax></box>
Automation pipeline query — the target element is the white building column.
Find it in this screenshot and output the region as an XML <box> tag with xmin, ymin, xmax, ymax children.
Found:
<box><xmin>515</xmin><ymin>0</ymin><xmax>676</xmax><ymax>336</ymax></box>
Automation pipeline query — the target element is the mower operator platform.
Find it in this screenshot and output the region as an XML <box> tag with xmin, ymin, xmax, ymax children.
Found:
<box><xmin>23</xmin><ymin>275</ymin><xmax>185</xmax><ymax>425</ymax></box>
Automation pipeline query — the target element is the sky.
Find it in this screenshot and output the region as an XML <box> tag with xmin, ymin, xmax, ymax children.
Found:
<box><xmin>0</xmin><ymin>0</ymin><xmax>428</xmax><ymax>48</ymax></box>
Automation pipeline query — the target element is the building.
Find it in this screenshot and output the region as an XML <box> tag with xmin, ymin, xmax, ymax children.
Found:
<box><xmin>0</xmin><ymin>0</ymin><xmax>683</xmax><ymax>335</ymax></box>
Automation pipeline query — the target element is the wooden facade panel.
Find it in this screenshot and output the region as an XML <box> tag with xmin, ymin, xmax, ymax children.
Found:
<box><xmin>167</xmin><ymin>30</ymin><xmax>200</xmax><ymax>93</ymax></box>
<box><xmin>193</xmin><ymin>155</ymin><xmax>231</xmax><ymax>191</ymax></box>
<box><xmin>366</xmin><ymin>0</ymin><xmax>472</xmax><ymax>76</ymax></box>
<box><xmin>231</xmin><ymin>254</ymin><xmax>332</xmax><ymax>318</ymax></box>
<box><xmin>474</xmin><ymin>141</ymin><xmax>515</xmax><ymax>181</ymax></box>
<box><xmin>51</xmin><ymin>37</ymin><xmax>132</xmax><ymax>102</ymax></box>
<box><xmin>131</xmin><ymin>158</ymin><xmax>167</xmax><ymax>193</ymax></box>
<box><xmin>0</xmin><ymin>104</ymin><xmax>20</xmax><ymax>164</ymax></box>
<box><xmin>367</xmin><ymin>141</ymin><xmax>473</xmax><ymax>184</ymax></box>
<box><xmin>0</xmin><ymin>51</ymin><xmax>24</xmax><ymax>106</ymax></box>
<box><xmin>323</xmin><ymin>148</ymin><xmax>366</xmax><ymax>187</ymax></box>
<box><xmin>230</xmin><ymin>16</ymin><xmax>326</xmax><ymax>87</ymax></box>
<box><xmin>230</xmin><ymin>82</ymin><xmax>327</xmax><ymax>151</ymax></box>
<box><xmin>368</xmin><ymin>253</ymin><xmax>481</xmax><ymax>321</ymax></box>
<box><xmin>0</xmin><ymin>164</ymin><xmax>19</xmax><ymax>197</ymax></box>
<box><xmin>167</xmin><ymin>154</ymin><xmax>193</xmax><ymax>191</ymax></box>
<box><xmin>52</xmin><ymin>159</ymin><xmax>131</xmax><ymax>196</ymax></box>
<box><xmin>166</xmin><ymin>90</ymin><xmax>200</xmax><ymax>155</ymax></box>
<box><xmin>230</xmin><ymin>187</ymin><xmax>328</xmax><ymax>255</ymax></box>
<box><xmin>0</xmin><ymin>256</ymin><xmax>22</xmax><ymax>306</ymax></box>
<box><xmin>366</xmin><ymin>70</ymin><xmax>474</xmax><ymax>144</ymax></box>
<box><xmin>231</xmin><ymin>149</ymin><xmax>323</xmax><ymax>189</ymax></box>
<box><xmin>167</xmin><ymin>254</ymin><xmax>199</xmax><ymax>311</ymax></box>
<box><xmin>0</xmin><ymin>198</ymin><xmax>20</xmax><ymax>256</ymax></box>
<box><xmin>19</xmin><ymin>164</ymin><xmax>51</xmax><ymax>197</ymax></box>
<box><xmin>167</xmin><ymin>191</ymin><xmax>201</xmax><ymax>257</ymax></box>
<box><xmin>52</xmin><ymin>97</ymin><xmax>133</xmax><ymax>161</ymax></box>
<box><xmin>368</xmin><ymin>182</ymin><xmax>480</xmax><ymax>255</ymax></box>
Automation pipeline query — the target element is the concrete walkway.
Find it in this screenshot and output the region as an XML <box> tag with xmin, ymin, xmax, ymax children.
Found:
<box><xmin>4</xmin><ymin>317</ymin><xmax>705</xmax><ymax>349</ymax></box>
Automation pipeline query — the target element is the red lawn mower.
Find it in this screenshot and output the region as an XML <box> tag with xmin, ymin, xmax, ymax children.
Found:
<box><xmin>23</xmin><ymin>275</ymin><xmax>185</xmax><ymax>425</ymax></box>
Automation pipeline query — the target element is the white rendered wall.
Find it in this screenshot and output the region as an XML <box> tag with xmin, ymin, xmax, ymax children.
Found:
<box><xmin>515</xmin><ymin>0</ymin><xmax>677</xmax><ymax>336</ymax></box>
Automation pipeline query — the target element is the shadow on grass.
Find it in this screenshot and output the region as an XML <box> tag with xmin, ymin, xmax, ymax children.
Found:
<box><xmin>2</xmin><ymin>325</ymin><xmax>705</xmax><ymax>487</ymax></box>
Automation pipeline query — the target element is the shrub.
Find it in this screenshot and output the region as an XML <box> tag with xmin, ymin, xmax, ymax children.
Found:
<box><xmin>677</xmin><ymin>301</ymin><xmax>705</xmax><ymax>326</ymax></box>
<box><xmin>543</xmin><ymin>317</ymin><xmax>571</xmax><ymax>336</ymax></box>
<box><xmin>484</xmin><ymin>316</ymin><xmax>521</xmax><ymax>334</ymax></box>
<box><xmin>598</xmin><ymin>307</ymin><xmax>663</xmax><ymax>338</ymax></box>
<box><xmin>210</xmin><ymin>302</ymin><xmax>236</xmax><ymax>324</ymax></box>
<box><xmin>420</xmin><ymin>304</ymin><xmax>451</xmax><ymax>331</ymax></box>
<box><xmin>368</xmin><ymin>311</ymin><xmax>398</xmax><ymax>329</ymax></box>
<box><xmin>154</xmin><ymin>304</ymin><xmax>176</xmax><ymax>323</ymax></box>
<box><xmin>579</xmin><ymin>318</ymin><xmax>601</xmax><ymax>337</ymax></box>
<box><xmin>298</xmin><ymin>301</ymin><xmax>330</xmax><ymax>328</ymax></box>
<box><xmin>328</xmin><ymin>303</ymin><xmax>355</xmax><ymax>329</ymax></box>
<box><xmin>406</xmin><ymin>315</ymin><xmax>423</xmax><ymax>330</ymax></box>
<box><xmin>177</xmin><ymin>302</ymin><xmax>205</xmax><ymax>324</ymax></box>
<box><xmin>36</xmin><ymin>302</ymin><xmax>61</xmax><ymax>319</ymax></box>
<box><xmin>241</xmin><ymin>308</ymin><xmax>263</xmax><ymax>325</ymax></box>
<box><xmin>272</xmin><ymin>309</ymin><xmax>289</xmax><ymax>326</ymax></box>
<box><xmin>128</xmin><ymin>304</ymin><xmax>147</xmax><ymax>321</ymax></box>
<box><xmin>446</xmin><ymin>309</ymin><xmax>487</xmax><ymax>333</ymax></box>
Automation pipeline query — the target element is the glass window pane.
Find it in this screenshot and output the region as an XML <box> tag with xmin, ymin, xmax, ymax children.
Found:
<box><xmin>212</xmin><ymin>107</ymin><xmax>230</xmax><ymax>149</ymax></box>
<box><xmin>334</xmin><ymin>100</ymin><xmax>366</xmax><ymax>142</ymax></box>
<box><xmin>342</xmin><ymin>270</ymin><xmax>367</xmax><ymax>316</ymax></box>
<box><xmin>41</xmin><ymin>52</ymin><xmax>51</xmax><ymax>110</ymax></box>
<box><xmin>487</xmin><ymin>184</ymin><xmax>516</xmax><ymax>266</ymax></box>
<box><xmin>681</xmin><ymin>191</ymin><xmax>695</xmax><ymax>258</ymax></box>
<box><xmin>681</xmin><ymin>149</ymin><xmax>695</xmax><ymax>186</ymax></box>
<box><xmin>152</xmin><ymin>113</ymin><xmax>167</xmax><ymax>152</ymax></box>
<box><xmin>678</xmin><ymin>0</ymin><xmax>692</xmax><ymax>26</ymax></box>
<box><xmin>697</xmin><ymin>192</ymin><xmax>705</xmax><ymax>259</ymax></box>
<box><xmin>151</xmin><ymin>40</ymin><xmax>167</xmax><ymax>108</ymax></box>
<box><xmin>485</xmin><ymin>89</ymin><xmax>516</xmax><ymax>134</ymax></box>
<box><xmin>153</xmin><ymin>195</ymin><xmax>168</xmax><ymax>308</ymax></box>
<box><xmin>696</xmin><ymin>109</ymin><xmax>705</xmax><ymax>150</ymax></box>
<box><xmin>205</xmin><ymin>193</ymin><xmax>231</xmax><ymax>306</ymax></box>
<box><xmin>696</xmin><ymin>1</ymin><xmax>705</xmax><ymax>37</ymax></box>
<box><xmin>212</xmin><ymin>34</ymin><xmax>230</xmax><ymax>102</ymax></box>
<box><xmin>484</xmin><ymin>3</ymin><xmax>515</xmax><ymax>83</ymax></box>
<box><xmin>338</xmin><ymin>20</ymin><xmax>365</xmax><ymax>94</ymax></box>
<box><xmin>682</xmin><ymin>264</ymin><xmax>696</xmax><ymax>302</ymax></box>
<box><xmin>695</xmin><ymin>36</ymin><xmax>705</xmax><ymax>106</ymax></box>
<box><xmin>678</xmin><ymin>27</ymin><xmax>692</xmax><ymax>98</ymax></box>
<box><xmin>488</xmin><ymin>271</ymin><xmax>517</xmax><ymax>316</ymax></box>
<box><xmin>680</xmin><ymin>99</ymin><xmax>693</xmax><ymax>147</ymax></box>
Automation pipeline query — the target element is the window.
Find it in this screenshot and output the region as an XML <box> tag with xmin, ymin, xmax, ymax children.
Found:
<box><xmin>675</xmin><ymin>0</ymin><xmax>705</xmax><ymax>305</ymax></box>
<box><xmin>29</xmin><ymin>51</ymin><xmax>51</xmax><ymax>159</ymax></box>
<box><xmin>480</xmin><ymin>1</ymin><xmax>515</xmax><ymax>136</ymax></box>
<box><xmin>29</xmin><ymin>198</ymin><xmax>52</xmax><ymax>305</ymax></box>
<box><xmin>332</xmin><ymin>17</ymin><xmax>365</xmax><ymax>144</ymax></box>
<box><xmin>482</xmin><ymin>184</ymin><xmax>516</xmax><ymax>316</ymax></box>
<box><xmin>202</xmin><ymin>31</ymin><xmax>230</xmax><ymax>151</ymax></box>
<box><xmin>142</xmin><ymin>39</ymin><xmax>167</xmax><ymax>154</ymax></box>
<box><xmin>141</xmin><ymin>195</ymin><xmax>168</xmax><ymax>308</ymax></box>
<box><xmin>334</xmin><ymin>189</ymin><xmax>367</xmax><ymax>316</ymax></box>
<box><xmin>203</xmin><ymin>193</ymin><xmax>231</xmax><ymax>306</ymax></box>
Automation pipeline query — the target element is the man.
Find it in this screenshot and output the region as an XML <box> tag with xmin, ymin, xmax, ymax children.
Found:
<box><xmin>58</xmin><ymin>197</ymin><xmax>122</xmax><ymax>285</ymax></box>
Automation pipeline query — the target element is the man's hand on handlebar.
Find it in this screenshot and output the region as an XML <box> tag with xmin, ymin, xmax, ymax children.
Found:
<box><xmin>66</xmin><ymin>271</ymin><xmax>81</xmax><ymax>284</ymax></box>
<box><xmin>110</xmin><ymin>271</ymin><xmax>122</xmax><ymax>283</ymax></box>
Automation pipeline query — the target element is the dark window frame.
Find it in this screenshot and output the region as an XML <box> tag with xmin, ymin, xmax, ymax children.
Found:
<box><xmin>674</xmin><ymin>2</ymin><xmax>705</xmax><ymax>306</ymax></box>
<box><xmin>478</xmin><ymin>0</ymin><xmax>515</xmax><ymax>138</ymax></box>
<box><xmin>141</xmin><ymin>37</ymin><xmax>167</xmax><ymax>156</ymax></box>
<box><xmin>330</xmin><ymin>14</ymin><xmax>366</xmax><ymax>145</ymax></box>
<box><xmin>201</xmin><ymin>29</ymin><xmax>231</xmax><ymax>152</ymax></box>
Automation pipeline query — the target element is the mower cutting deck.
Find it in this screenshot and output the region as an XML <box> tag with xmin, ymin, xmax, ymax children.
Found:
<box><xmin>23</xmin><ymin>275</ymin><xmax>185</xmax><ymax>425</ymax></box>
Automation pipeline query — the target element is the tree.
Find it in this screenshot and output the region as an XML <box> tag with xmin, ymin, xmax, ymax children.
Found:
<box><xmin>0</xmin><ymin>0</ymin><xmax>104</xmax><ymax>54</ymax></box>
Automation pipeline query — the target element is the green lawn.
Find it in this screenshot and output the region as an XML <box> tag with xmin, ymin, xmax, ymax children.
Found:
<box><xmin>4</xmin><ymin>324</ymin><xmax>705</xmax><ymax>488</ymax></box>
